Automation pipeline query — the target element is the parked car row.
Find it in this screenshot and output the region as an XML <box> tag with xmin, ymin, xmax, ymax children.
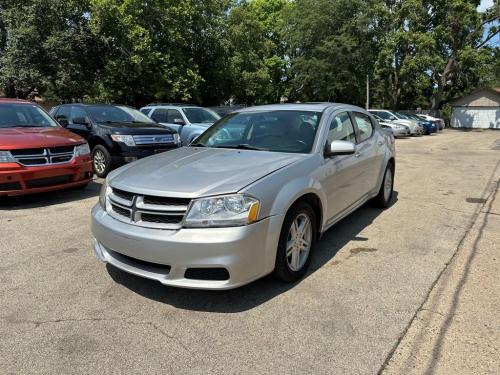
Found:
<box><xmin>0</xmin><ymin>98</ymin><xmax>441</xmax><ymax>200</ymax></box>
<box><xmin>369</xmin><ymin>109</ymin><xmax>444</xmax><ymax>137</ymax></box>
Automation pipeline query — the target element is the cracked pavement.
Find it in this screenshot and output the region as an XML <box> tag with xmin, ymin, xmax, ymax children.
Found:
<box><xmin>1</xmin><ymin>130</ymin><xmax>499</xmax><ymax>374</ymax></box>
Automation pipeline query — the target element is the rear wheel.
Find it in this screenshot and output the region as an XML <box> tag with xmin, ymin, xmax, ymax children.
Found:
<box><xmin>374</xmin><ymin>162</ymin><xmax>394</xmax><ymax>208</ymax></box>
<box><xmin>273</xmin><ymin>201</ymin><xmax>317</xmax><ymax>283</ymax></box>
<box><xmin>92</xmin><ymin>145</ymin><xmax>112</xmax><ymax>178</ymax></box>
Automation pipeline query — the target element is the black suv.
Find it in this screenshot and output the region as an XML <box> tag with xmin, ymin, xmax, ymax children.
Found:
<box><xmin>50</xmin><ymin>104</ymin><xmax>180</xmax><ymax>177</ymax></box>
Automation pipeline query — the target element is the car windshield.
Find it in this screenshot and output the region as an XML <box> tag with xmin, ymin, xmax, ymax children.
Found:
<box><xmin>87</xmin><ymin>105</ymin><xmax>155</xmax><ymax>123</ymax></box>
<box><xmin>183</xmin><ymin>107</ymin><xmax>220</xmax><ymax>124</ymax></box>
<box><xmin>0</xmin><ymin>103</ymin><xmax>59</xmax><ymax>128</ymax></box>
<box><xmin>372</xmin><ymin>111</ymin><xmax>393</xmax><ymax>120</ymax></box>
<box><xmin>396</xmin><ymin>112</ymin><xmax>410</xmax><ymax>119</ymax></box>
<box><xmin>193</xmin><ymin>110</ymin><xmax>321</xmax><ymax>153</ymax></box>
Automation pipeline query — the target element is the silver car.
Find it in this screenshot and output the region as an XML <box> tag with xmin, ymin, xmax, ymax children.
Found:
<box><xmin>369</xmin><ymin>109</ymin><xmax>424</xmax><ymax>135</ymax></box>
<box><xmin>373</xmin><ymin>115</ymin><xmax>410</xmax><ymax>137</ymax></box>
<box><xmin>92</xmin><ymin>103</ymin><xmax>395</xmax><ymax>289</ymax></box>
<box><xmin>139</xmin><ymin>104</ymin><xmax>221</xmax><ymax>145</ymax></box>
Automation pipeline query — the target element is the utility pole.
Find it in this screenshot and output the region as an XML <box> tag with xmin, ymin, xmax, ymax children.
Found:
<box><xmin>365</xmin><ymin>74</ymin><xmax>369</xmax><ymax>110</ymax></box>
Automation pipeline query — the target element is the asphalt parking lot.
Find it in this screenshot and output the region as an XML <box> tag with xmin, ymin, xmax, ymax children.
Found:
<box><xmin>1</xmin><ymin>130</ymin><xmax>499</xmax><ymax>374</ymax></box>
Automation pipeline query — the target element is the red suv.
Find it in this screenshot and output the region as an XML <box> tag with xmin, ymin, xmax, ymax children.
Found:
<box><xmin>0</xmin><ymin>99</ymin><xmax>93</xmax><ymax>196</ymax></box>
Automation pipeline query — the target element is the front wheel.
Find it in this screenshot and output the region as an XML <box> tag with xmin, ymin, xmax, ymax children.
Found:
<box><xmin>273</xmin><ymin>201</ymin><xmax>317</xmax><ymax>283</ymax></box>
<box><xmin>92</xmin><ymin>145</ymin><xmax>112</xmax><ymax>178</ymax></box>
<box><xmin>373</xmin><ymin>162</ymin><xmax>394</xmax><ymax>208</ymax></box>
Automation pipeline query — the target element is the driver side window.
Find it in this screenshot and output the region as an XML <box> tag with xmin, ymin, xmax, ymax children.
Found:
<box><xmin>167</xmin><ymin>110</ymin><xmax>182</xmax><ymax>123</ymax></box>
<box><xmin>69</xmin><ymin>107</ymin><xmax>88</xmax><ymax>125</ymax></box>
<box><xmin>327</xmin><ymin>112</ymin><xmax>356</xmax><ymax>145</ymax></box>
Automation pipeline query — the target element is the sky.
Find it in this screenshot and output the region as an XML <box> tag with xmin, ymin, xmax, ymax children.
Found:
<box><xmin>477</xmin><ymin>0</ymin><xmax>494</xmax><ymax>13</ymax></box>
<box><xmin>477</xmin><ymin>0</ymin><xmax>499</xmax><ymax>47</ymax></box>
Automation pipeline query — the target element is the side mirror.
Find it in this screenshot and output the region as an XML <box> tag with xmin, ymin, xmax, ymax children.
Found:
<box><xmin>174</xmin><ymin>118</ymin><xmax>185</xmax><ymax>125</ymax></box>
<box><xmin>325</xmin><ymin>140</ymin><xmax>356</xmax><ymax>157</ymax></box>
<box><xmin>73</xmin><ymin>117</ymin><xmax>91</xmax><ymax>128</ymax></box>
<box><xmin>56</xmin><ymin>117</ymin><xmax>68</xmax><ymax>127</ymax></box>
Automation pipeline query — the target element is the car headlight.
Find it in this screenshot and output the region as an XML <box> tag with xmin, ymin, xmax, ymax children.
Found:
<box><xmin>173</xmin><ymin>133</ymin><xmax>180</xmax><ymax>144</ymax></box>
<box><xmin>183</xmin><ymin>194</ymin><xmax>260</xmax><ymax>227</ymax></box>
<box><xmin>99</xmin><ymin>179</ymin><xmax>111</xmax><ymax>210</ymax></box>
<box><xmin>0</xmin><ymin>150</ymin><xmax>16</xmax><ymax>163</ymax></box>
<box><xmin>110</xmin><ymin>134</ymin><xmax>135</xmax><ymax>146</ymax></box>
<box><xmin>75</xmin><ymin>143</ymin><xmax>91</xmax><ymax>156</ymax></box>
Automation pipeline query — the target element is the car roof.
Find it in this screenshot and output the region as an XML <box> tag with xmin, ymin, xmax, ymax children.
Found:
<box><xmin>0</xmin><ymin>98</ymin><xmax>31</xmax><ymax>104</ymax></box>
<box><xmin>57</xmin><ymin>103</ymin><xmax>117</xmax><ymax>107</ymax></box>
<box><xmin>142</xmin><ymin>105</ymin><xmax>203</xmax><ymax>109</ymax></box>
<box><xmin>236</xmin><ymin>103</ymin><xmax>365</xmax><ymax>113</ymax></box>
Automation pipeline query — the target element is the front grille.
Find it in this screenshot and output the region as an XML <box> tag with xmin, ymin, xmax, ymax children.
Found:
<box><xmin>132</xmin><ymin>134</ymin><xmax>174</xmax><ymax>145</ymax></box>
<box><xmin>111</xmin><ymin>203</ymin><xmax>131</xmax><ymax>217</ymax></box>
<box><xmin>107</xmin><ymin>187</ymin><xmax>191</xmax><ymax>229</ymax></box>
<box><xmin>26</xmin><ymin>175</ymin><xmax>72</xmax><ymax>188</ymax></box>
<box><xmin>112</xmin><ymin>188</ymin><xmax>134</xmax><ymax>202</ymax></box>
<box><xmin>10</xmin><ymin>148</ymin><xmax>45</xmax><ymax>156</ymax></box>
<box><xmin>141</xmin><ymin>213</ymin><xmax>184</xmax><ymax>224</ymax></box>
<box><xmin>10</xmin><ymin>146</ymin><xmax>75</xmax><ymax>166</ymax></box>
<box><xmin>143</xmin><ymin>195</ymin><xmax>191</xmax><ymax>206</ymax></box>
<box><xmin>49</xmin><ymin>146</ymin><xmax>74</xmax><ymax>153</ymax></box>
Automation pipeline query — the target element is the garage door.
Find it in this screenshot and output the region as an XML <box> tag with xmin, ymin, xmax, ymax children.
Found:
<box><xmin>451</xmin><ymin>107</ymin><xmax>500</xmax><ymax>129</ymax></box>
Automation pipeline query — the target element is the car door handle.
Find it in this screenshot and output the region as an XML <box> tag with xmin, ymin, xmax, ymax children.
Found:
<box><xmin>377</xmin><ymin>140</ymin><xmax>384</xmax><ymax>146</ymax></box>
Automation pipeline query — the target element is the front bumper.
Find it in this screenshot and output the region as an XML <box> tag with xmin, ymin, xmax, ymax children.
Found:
<box><xmin>91</xmin><ymin>204</ymin><xmax>284</xmax><ymax>290</ymax></box>
<box><xmin>392</xmin><ymin>128</ymin><xmax>410</xmax><ymax>137</ymax></box>
<box><xmin>111</xmin><ymin>144</ymin><xmax>179</xmax><ymax>166</ymax></box>
<box><xmin>0</xmin><ymin>157</ymin><xmax>93</xmax><ymax>196</ymax></box>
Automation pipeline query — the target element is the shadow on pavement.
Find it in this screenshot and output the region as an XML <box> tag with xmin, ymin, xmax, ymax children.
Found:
<box><xmin>0</xmin><ymin>179</ymin><xmax>102</xmax><ymax>210</ymax></box>
<box><xmin>108</xmin><ymin>192</ymin><xmax>399</xmax><ymax>313</ymax></box>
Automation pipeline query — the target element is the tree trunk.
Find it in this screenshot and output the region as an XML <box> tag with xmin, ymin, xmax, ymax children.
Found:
<box><xmin>431</xmin><ymin>56</ymin><xmax>455</xmax><ymax>111</ymax></box>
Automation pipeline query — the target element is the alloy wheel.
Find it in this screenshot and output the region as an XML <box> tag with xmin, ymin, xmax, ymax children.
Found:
<box><xmin>286</xmin><ymin>213</ymin><xmax>312</xmax><ymax>271</ymax></box>
<box><xmin>93</xmin><ymin>150</ymin><xmax>106</xmax><ymax>175</ymax></box>
<box><xmin>384</xmin><ymin>168</ymin><xmax>393</xmax><ymax>202</ymax></box>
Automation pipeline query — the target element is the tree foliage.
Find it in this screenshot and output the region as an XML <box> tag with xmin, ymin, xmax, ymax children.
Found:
<box><xmin>0</xmin><ymin>0</ymin><xmax>498</xmax><ymax>111</ymax></box>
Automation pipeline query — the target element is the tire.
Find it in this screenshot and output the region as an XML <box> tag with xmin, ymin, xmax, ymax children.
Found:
<box><xmin>92</xmin><ymin>145</ymin><xmax>112</xmax><ymax>178</ymax></box>
<box><xmin>373</xmin><ymin>162</ymin><xmax>394</xmax><ymax>208</ymax></box>
<box><xmin>273</xmin><ymin>201</ymin><xmax>317</xmax><ymax>283</ymax></box>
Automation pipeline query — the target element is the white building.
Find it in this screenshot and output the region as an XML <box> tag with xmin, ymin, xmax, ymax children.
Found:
<box><xmin>451</xmin><ymin>88</ymin><xmax>500</xmax><ymax>129</ymax></box>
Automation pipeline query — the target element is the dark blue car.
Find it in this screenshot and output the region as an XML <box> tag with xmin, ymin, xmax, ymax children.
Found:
<box><xmin>398</xmin><ymin>113</ymin><xmax>437</xmax><ymax>135</ymax></box>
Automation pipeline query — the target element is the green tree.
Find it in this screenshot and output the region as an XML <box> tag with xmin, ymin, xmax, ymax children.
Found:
<box><xmin>0</xmin><ymin>0</ymin><xmax>99</xmax><ymax>101</ymax></box>
<box><xmin>416</xmin><ymin>0</ymin><xmax>499</xmax><ymax>110</ymax></box>
<box><xmin>285</xmin><ymin>0</ymin><xmax>377</xmax><ymax>106</ymax></box>
<box><xmin>227</xmin><ymin>0</ymin><xmax>289</xmax><ymax>105</ymax></box>
<box><xmin>89</xmin><ymin>0</ymin><xmax>231</xmax><ymax>106</ymax></box>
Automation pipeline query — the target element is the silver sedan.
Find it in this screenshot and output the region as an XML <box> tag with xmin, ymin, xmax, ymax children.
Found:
<box><xmin>92</xmin><ymin>103</ymin><xmax>395</xmax><ymax>289</ymax></box>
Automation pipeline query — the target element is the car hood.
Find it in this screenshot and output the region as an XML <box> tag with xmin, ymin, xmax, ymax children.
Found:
<box><xmin>0</xmin><ymin>127</ymin><xmax>84</xmax><ymax>149</ymax></box>
<box><xmin>97</xmin><ymin>122</ymin><xmax>175</xmax><ymax>134</ymax></box>
<box><xmin>109</xmin><ymin>147</ymin><xmax>306</xmax><ymax>197</ymax></box>
<box><xmin>189</xmin><ymin>122</ymin><xmax>214</xmax><ymax>128</ymax></box>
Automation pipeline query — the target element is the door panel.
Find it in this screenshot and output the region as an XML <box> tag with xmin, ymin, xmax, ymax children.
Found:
<box><xmin>351</xmin><ymin>112</ymin><xmax>385</xmax><ymax>194</ymax></box>
<box><xmin>321</xmin><ymin>112</ymin><xmax>366</xmax><ymax>221</ymax></box>
<box><xmin>66</xmin><ymin>106</ymin><xmax>91</xmax><ymax>139</ymax></box>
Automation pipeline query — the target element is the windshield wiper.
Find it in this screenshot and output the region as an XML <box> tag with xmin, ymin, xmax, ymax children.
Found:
<box><xmin>215</xmin><ymin>144</ymin><xmax>266</xmax><ymax>151</ymax></box>
<box><xmin>189</xmin><ymin>143</ymin><xmax>206</xmax><ymax>147</ymax></box>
